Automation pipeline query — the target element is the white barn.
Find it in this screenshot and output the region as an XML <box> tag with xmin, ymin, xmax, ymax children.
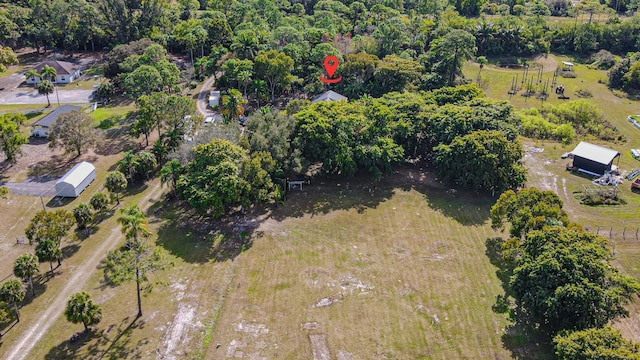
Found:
<box><xmin>55</xmin><ymin>162</ymin><xmax>96</xmax><ymax>198</ymax></box>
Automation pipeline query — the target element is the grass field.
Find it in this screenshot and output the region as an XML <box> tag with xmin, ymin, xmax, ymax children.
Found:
<box><xmin>205</xmin><ymin>173</ymin><xmax>517</xmax><ymax>359</ymax></box>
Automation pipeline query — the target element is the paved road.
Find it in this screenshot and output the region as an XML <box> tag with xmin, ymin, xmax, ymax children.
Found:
<box><xmin>197</xmin><ymin>75</ymin><xmax>217</xmax><ymax>116</ymax></box>
<box><xmin>0</xmin><ymin>89</ymin><xmax>94</xmax><ymax>105</ymax></box>
<box><xmin>1</xmin><ymin>178</ymin><xmax>58</xmax><ymax>196</ymax></box>
<box><xmin>3</xmin><ymin>181</ymin><xmax>165</xmax><ymax>360</ymax></box>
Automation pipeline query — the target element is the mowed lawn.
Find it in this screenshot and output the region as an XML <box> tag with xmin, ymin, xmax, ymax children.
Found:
<box><xmin>205</xmin><ymin>172</ymin><xmax>512</xmax><ymax>359</ymax></box>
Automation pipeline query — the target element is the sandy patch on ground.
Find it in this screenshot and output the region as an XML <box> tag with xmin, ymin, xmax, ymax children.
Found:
<box><xmin>309</xmin><ymin>333</ymin><xmax>331</xmax><ymax>360</ymax></box>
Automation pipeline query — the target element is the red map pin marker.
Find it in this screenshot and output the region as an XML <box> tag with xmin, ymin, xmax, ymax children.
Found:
<box><xmin>320</xmin><ymin>55</ymin><xmax>342</xmax><ymax>84</ymax></box>
<box><xmin>324</xmin><ymin>55</ymin><xmax>339</xmax><ymax>78</ymax></box>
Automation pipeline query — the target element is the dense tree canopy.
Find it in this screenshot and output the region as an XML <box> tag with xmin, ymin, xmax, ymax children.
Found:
<box><xmin>0</xmin><ymin>113</ymin><xmax>28</xmax><ymax>163</ymax></box>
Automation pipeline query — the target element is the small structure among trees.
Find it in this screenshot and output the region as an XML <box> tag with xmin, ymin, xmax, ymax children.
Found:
<box><xmin>55</xmin><ymin>162</ymin><xmax>96</xmax><ymax>198</ymax></box>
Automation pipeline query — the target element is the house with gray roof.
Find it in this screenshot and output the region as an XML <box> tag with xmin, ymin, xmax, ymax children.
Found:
<box><xmin>30</xmin><ymin>105</ymin><xmax>82</xmax><ymax>138</ymax></box>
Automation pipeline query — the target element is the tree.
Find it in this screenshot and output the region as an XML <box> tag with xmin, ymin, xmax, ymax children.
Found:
<box><xmin>104</xmin><ymin>205</ymin><xmax>169</xmax><ymax>317</ymax></box>
<box><xmin>25</xmin><ymin>69</ymin><xmax>41</xmax><ymax>85</ymax></box>
<box><xmin>24</xmin><ymin>209</ymin><xmax>75</xmax><ymax>247</ymax></box>
<box><xmin>434</xmin><ymin>130</ymin><xmax>526</xmax><ymax>195</ymax></box>
<box><xmin>73</xmin><ymin>203</ymin><xmax>94</xmax><ymax>231</ymax></box>
<box><xmin>90</xmin><ymin>192</ymin><xmax>111</xmax><ymax>213</ymax></box>
<box><xmin>231</xmin><ymin>30</ymin><xmax>260</xmax><ymax>60</ymax></box>
<box><xmin>105</xmin><ymin>171</ymin><xmax>127</xmax><ymax>204</ymax></box>
<box><xmin>554</xmin><ymin>326</ymin><xmax>640</xmax><ymax>360</ymax></box>
<box><xmin>220</xmin><ymin>89</ymin><xmax>247</xmax><ymax>122</ymax></box>
<box><xmin>35</xmin><ymin>239</ymin><xmax>62</xmax><ymax>277</ymax></box>
<box><xmin>137</xmin><ymin>151</ymin><xmax>157</xmax><ymax>178</ymax></box>
<box><xmin>40</xmin><ymin>64</ymin><xmax>57</xmax><ymax>82</ymax></box>
<box><xmin>13</xmin><ymin>254</ymin><xmax>39</xmax><ymax>297</ymax></box>
<box><xmin>510</xmin><ymin>227</ymin><xmax>640</xmax><ymax>335</ymax></box>
<box><xmin>160</xmin><ymin>160</ymin><xmax>182</xmax><ymax>195</ymax></box>
<box><xmin>48</xmin><ymin>110</ymin><xmax>102</xmax><ymax>158</ymax></box>
<box><xmin>0</xmin><ymin>279</ymin><xmax>25</xmax><ymax>322</ymax></box>
<box><xmin>254</xmin><ymin>50</ymin><xmax>294</xmax><ymax>103</ymax></box>
<box><xmin>176</xmin><ymin>139</ymin><xmax>249</xmax><ymax>217</ymax></box>
<box><xmin>0</xmin><ymin>113</ymin><xmax>28</xmax><ymax>163</ymax></box>
<box><xmin>0</xmin><ymin>46</ymin><xmax>18</xmax><ymax>72</ymax></box>
<box><xmin>0</xmin><ymin>186</ymin><xmax>8</xmax><ymax>199</ymax></box>
<box><xmin>123</xmin><ymin>65</ymin><xmax>162</xmax><ymax>99</ymax></box>
<box><xmin>117</xmin><ymin>151</ymin><xmax>142</xmax><ymax>181</ymax></box>
<box><xmin>96</xmin><ymin>82</ymin><xmax>115</xmax><ymax>102</ymax></box>
<box><xmin>428</xmin><ymin>30</ymin><xmax>477</xmax><ymax>86</ymax></box>
<box><xmin>476</xmin><ymin>56</ymin><xmax>487</xmax><ymax>80</ymax></box>
<box><xmin>373</xmin><ymin>55</ymin><xmax>422</xmax><ymax>95</ymax></box>
<box><xmin>36</xmin><ymin>80</ymin><xmax>54</xmax><ymax>107</ymax></box>
<box><xmin>490</xmin><ymin>187</ymin><xmax>569</xmax><ymax>238</ymax></box>
<box><xmin>64</xmin><ymin>292</ymin><xmax>102</xmax><ymax>333</ymax></box>
<box><xmin>237</xmin><ymin>70</ymin><xmax>252</xmax><ymax>98</ymax></box>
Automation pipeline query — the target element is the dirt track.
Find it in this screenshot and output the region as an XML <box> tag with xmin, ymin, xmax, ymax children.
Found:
<box><xmin>3</xmin><ymin>181</ymin><xmax>164</xmax><ymax>360</ymax></box>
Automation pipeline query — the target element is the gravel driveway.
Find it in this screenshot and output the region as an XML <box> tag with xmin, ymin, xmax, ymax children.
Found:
<box><xmin>0</xmin><ymin>89</ymin><xmax>94</xmax><ymax>105</ymax></box>
<box><xmin>1</xmin><ymin>178</ymin><xmax>58</xmax><ymax>196</ymax></box>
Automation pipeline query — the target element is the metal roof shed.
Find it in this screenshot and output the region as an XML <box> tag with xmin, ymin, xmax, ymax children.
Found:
<box><xmin>55</xmin><ymin>161</ymin><xmax>96</xmax><ymax>197</ymax></box>
<box><xmin>570</xmin><ymin>142</ymin><xmax>620</xmax><ymax>175</ymax></box>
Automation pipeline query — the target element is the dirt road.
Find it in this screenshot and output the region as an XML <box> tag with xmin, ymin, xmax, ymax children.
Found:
<box><xmin>197</xmin><ymin>75</ymin><xmax>217</xmax><ymax>116</ymax></box>
<box><xmin>3</xmin><ymin>181</ymin><xmax>165</xmax><ymax>360</ymax></box>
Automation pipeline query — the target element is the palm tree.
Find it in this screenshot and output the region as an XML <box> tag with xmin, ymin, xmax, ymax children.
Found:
<box><xmin>25</xmin><ymin>69</ymin><xmax>41</xmax><ymax>86</ymax></box>
<box><xmin>0</xmin><ymin>279</ymin><xmax>26</xmax><ymax>322</ymax></box>
<box><xmin>36</xmin><ymin>80</ymin><xmax>54</xmax><ymax>107</ymax></box>
<box><xmin>40</xmin><ymin>65</ymin><xmax>57</xmax><ymax>82</ymax></box>
<box><xmin>477</xmin><ymin>56</ymin><xmax>488</xmax><ymax>80</ymax></box>
<box><xmin>13</xmin><ymin>254</ymin><xmax>39</xmax><ymax>297</ymax></box>
<box><xmin>237</xmin><ymin>70</ymin><xmax>252</xmax><ymax>98</ymax></box>
<box><xmin>105</xmin><ymin>171</ymin><xmax>127</xmax><ymax>204</ymax></box>
<box><xmin>231</xmin><ymin>31</ymin><xmax>259</xmax><ymax>60</ymax></box>
<box><xmin>117</xmin><ymin>151</ymin><xmax>141</xmax><ymax>181</ymax></box>
<box><xmin>35</xmin><ymin>239</ymin><xmax>62</xmax><ymax>277</ymax></box>
<box><xmin>220</xmin><ymin>89</ymin><xmax>247</xmax><ymax>123</ymax></box>
<box><xmin>252</xmin><ymin>79</ymin><xmax>267</xmax><ymax>108</ymax></box>
<box><xmin>117</xmin><ymin>205</ymin><xmax>151</xmax><ymax>318</ymax></box>
<box><xmin>64</xmin><ymin>292</ymin><xmax>102</xmax><ymax>333</ymax></box>
<box><xmin>160</xmin><ymin>160</ymin><xmax>182</xmax><ymax>195</ymax></box>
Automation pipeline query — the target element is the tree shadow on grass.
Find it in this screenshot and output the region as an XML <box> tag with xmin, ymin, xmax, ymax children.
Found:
<box><xmin>43</xmin><ymin>328</ymin><xmax>101</xmax><ymax>360</ymax></box>
<box><xmin>95</xmin><ymin>125</ymin><xmax>137</xmax><ymax>156</ymax></box>
<box><xmin>44</xmin><ymin>316</ymin><xmax>146</xmax><ymax>360</ymax></box>
<box><xmin>154</xmin><ymin>201</ymin><xmax>256</xmax><ymax>264</ymax></box>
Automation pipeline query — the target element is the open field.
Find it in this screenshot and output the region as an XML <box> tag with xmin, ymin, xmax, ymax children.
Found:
<box><xmin>8</xmin><ymin>166</ymin><xmax>522</xmax><ymax>359</ymax></box>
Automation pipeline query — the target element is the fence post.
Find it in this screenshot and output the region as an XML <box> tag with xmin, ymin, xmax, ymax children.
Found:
<box><xmin>636</xmin><ymin>227</ymin><xmax>638</xmax><ymax>241</ymax></box>
<box><xmin>623</xmin><ymin>228</ymin><xmax>626</xmax><ymax>241</ymax></box>
<box><xmin>596</xmin><ymin>226</ymin><xmax>600</xmax><ymax>235</ymax></box>
<box><xmin>610</xmin><ymin>226</ymin><xmax>613</xmax><ymax>239</ymax></box>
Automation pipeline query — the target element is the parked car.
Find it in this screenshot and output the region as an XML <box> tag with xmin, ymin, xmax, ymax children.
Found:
<box><xmin>632</xmin><ymin>178</ymin><xmax>640</xmax><ymax>190</ymax></box>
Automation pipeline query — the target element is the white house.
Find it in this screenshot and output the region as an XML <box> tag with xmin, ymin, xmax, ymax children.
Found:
<box><xmin>30</xmin><ymin>105</ymin><xmax>82</xmax><ymax>138</ymax></box>
<box><xmin>26</xmin><ymin>60</ymin><xmax>82</xmax><ymax>85</ymax></box>
<box><xmin>55</xmin><ymin>161</ymin><xmax>96</xmax><ymax>198</ymax></box>
<box><xmin>208</xmin><ymin>90</ymin><xmax>220</xmax><ymax>108</ymax></box>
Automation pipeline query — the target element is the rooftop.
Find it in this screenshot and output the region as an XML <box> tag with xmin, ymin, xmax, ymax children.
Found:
<box><xmin>570</xmin><ymin>141</ymin><xmax>620</xmax><ymax>165</ymax></box>
<box><xmin>57</xmin><ymin>161</ymin><xmax>95</xmax><ymax>188</ymax></box>
<box><xmin>32</xmin><ymin>60</ymin><xmax>79</xmax><ymax>75</ymax></box>
<box><xmin>32</xmin><ymin>105</ymin><xmax>82</xmax><ymax>128</ymax></box>
<box><xmin>312</xmin><ymin>90</ymin><xmax>347</xmax><ymax>103</ymax></box>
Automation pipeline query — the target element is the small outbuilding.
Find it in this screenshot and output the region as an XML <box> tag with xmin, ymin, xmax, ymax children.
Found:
<box><xmin>570</xmin><ymin>141</ymin><xmax>620</xmax><ymax>176</ymax></box>
<box><xmin>55</xmin><ymin>161</ymin><xmax>96</xmax><ymax>198</ymax></box>
<box><xmin>311</xmin><ymin>90</ymin><xmax>347</xmax><ymax>103</ymax></box>
<box><xmin>208</xmin><ymin>90</ymin><xmax>220</xmax><ymax>108</ymax></box>
<box><xmin>31</xmin><ymin>105</ymin><xmax>82</xmax><ymax>138</ymax></box>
